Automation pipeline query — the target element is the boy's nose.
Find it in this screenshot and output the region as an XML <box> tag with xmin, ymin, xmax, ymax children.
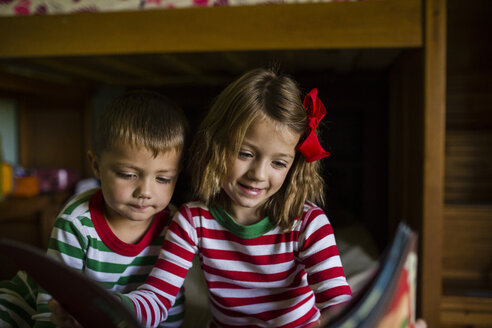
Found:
<box><xmin>136</xmin><ymin>191</ymin><xmax>151</xmax><ymax>199</ymax></box>
<box><xmin>134</xmin><ymin>180</ymin><xmax>152</xmax><ymax>199</ymax></box>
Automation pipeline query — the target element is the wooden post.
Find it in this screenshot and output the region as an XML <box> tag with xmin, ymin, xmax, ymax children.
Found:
<box><xmin>421</xmin><ymin>0</ymin><xmax>446</xmax><ymax>326</ymax></box>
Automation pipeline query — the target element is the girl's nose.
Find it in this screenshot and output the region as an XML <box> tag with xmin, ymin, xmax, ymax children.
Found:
<box><xmin>248</xmin><ymin>160</ymin><xmax>267</xmax><ymax>181</ymax></box>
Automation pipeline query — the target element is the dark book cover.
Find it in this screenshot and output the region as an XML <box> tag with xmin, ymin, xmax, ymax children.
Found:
<box><xmin>0</xmin><ymin>238</ymin><xmax>141</xmax><ymax>328</ymax></box>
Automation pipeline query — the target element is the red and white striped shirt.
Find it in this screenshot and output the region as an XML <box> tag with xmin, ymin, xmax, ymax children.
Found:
<box><xmin>124</xmin><ymin>201</ymin><xmax>352</xmax><ymax>327</ymax></box>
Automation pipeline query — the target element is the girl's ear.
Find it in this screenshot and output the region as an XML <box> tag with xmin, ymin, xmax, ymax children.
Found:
<box><xmin>87</xmin><ymin>150</ymin><xmax>101</xmax><ymax>179</ymax></box>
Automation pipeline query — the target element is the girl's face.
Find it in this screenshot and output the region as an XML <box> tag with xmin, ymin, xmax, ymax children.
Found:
<box><xmin>88</xmin><ymin>141</ymin><xmax>181</xmax><ymax>226</ymax></box>
<box><xmin>221</xmin><ymin>118</ymin><xmax>301</xmax><ymax>225</ymax></box>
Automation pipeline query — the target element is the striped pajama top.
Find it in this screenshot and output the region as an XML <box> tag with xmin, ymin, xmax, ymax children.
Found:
<box><xmin>34</xmin><ymin>188</ymin><xmax>185</xmax><ymax>328</ymax></box>
<box><xmin>123</xmin><ymin>200</ymin><xmax>352</xmax><ymax>328</ymax></box>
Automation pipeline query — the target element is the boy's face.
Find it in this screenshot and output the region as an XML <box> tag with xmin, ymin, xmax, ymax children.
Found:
<box><xmin>88</xmin><ymin>142</ymin><xmax>181</xmax><ymax>225</ymax></box>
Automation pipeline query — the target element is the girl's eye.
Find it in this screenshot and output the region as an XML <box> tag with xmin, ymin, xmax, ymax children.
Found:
<box><xmin>272</xmin><ymin>161</ymin><xmax>288</xmax><ymax>169</ymax></box>
<box><xmin>156</xmin><ymin>177</ymin><xmax>172</xmax><ymax>184</ymax></box>
<box><xmin>116</xmin><ymin>172</ymin><xmax>136</xmax><ymax>179</ymax></box>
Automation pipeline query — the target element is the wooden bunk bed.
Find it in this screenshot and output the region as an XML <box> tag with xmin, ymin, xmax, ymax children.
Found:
<box><xmin>0</xmin><ymin>0</ymin><xmax>450</xmax><ymax>326</ymax></box>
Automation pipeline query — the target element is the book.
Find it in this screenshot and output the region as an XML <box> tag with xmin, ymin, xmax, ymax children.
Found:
<box><xmin>0</xmin><ymin>238</ymin><xmax>142</xmax><ymax>328</ymax></box>
<box><xmin>322</xmin><ymin>222</ymin><xmax>418</xmax><ymax>328</ymax></box>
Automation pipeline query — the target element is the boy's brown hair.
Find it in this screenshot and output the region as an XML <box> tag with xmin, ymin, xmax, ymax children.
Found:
<box><xmin>93</xmin><ymin>90</ymin><xmax>189</xmax><ymax>160</ymax></box>
<box><xmin>188</xmin><ymin>68</ymin><xmax>325</xmax><ymax>230</ymax></box>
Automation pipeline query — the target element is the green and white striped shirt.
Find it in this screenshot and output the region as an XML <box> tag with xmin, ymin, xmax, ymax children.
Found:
<box><xmin>34</xmin><ymin>188</ymin><xmax>185</xmax><ymax>327</ymax></box>
<box><xmin>0</xmin><ymin>271</ymin><xmax>38</xmax><ymax>328</ymax></box>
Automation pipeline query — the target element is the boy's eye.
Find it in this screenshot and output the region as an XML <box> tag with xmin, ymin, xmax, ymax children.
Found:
<box><xmin>116</xmin><ymin>172</ymin><xmax>136</xmax><ymax>179</ymax></box>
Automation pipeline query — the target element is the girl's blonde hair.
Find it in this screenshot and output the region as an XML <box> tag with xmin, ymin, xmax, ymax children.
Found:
<box><xmin>189</xmin><ymin>68</ymin><xmax>326</xmax><ymax>230</ymax></box>
<box><xmin>94</xmin><ymin>90</ymin><xmax>189</xmax><ymax>159</ymax></box>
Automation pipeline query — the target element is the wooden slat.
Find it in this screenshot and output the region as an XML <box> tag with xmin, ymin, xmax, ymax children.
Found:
<box><xmin>28</xmin><ymin>58</ymin><xmax>123</xmax><ymax>84</ymax></box>
<box><xmin>445</xmin><ymin>131</ymin><xmax>492</xmax><ymax>203</ymax></box>
<box><xmin>92</xmin><ymin>57</ymin><xmax>165</xmax><ymax>85</ymax></box>
<box><xmin>0</xmin><ymin>0</ymin><xmax>422</xmax><ymax>58</ymax></box>
<box><xmin>441</xmin><ymin>296</ymin><xmax>492</xmax><ymax>326</ymax></box>
<box><xmin>442</xmin><ymin>205</ymin><xmax>492</xmax><ymax>280</ymax></box>
<box><xmin>218</xmin><ymin>53</ymin><xmax>250</xmax><ymax>72</ymax></box>
<box><xmin>445</xmin><ymin>71</ymin><xmax>492</xmax><ymax>204</ymax></box>
<box><xmin>157</xmin><ymin>54</ymin><xmax>220</xmax><ymax>85</ymax></box>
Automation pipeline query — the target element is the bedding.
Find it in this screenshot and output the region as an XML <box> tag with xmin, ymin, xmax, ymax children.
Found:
<box><xmin>0</xmin><ymin>0</ymin><xmax>363</xmax><ymax>16</ymax></box>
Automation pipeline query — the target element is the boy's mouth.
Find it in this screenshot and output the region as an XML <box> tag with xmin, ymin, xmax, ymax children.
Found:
<box><xmin>130</xmin><ymin>204</ymin><xmax>151</xmax><ymax>210</ymax></box>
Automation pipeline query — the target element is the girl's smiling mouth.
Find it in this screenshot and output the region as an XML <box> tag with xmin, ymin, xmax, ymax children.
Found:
<box><xmin>238</xmin><ymin>182</ymin><xmax>264</xmax><ymax>196</ymax></box>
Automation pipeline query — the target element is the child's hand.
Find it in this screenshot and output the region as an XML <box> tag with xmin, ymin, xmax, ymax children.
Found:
<box><xmin>415</xmin><ymin>319</ymin><xmax>427</xmax><ymax>328</ymax></box>
<box><xmin>48</xmin><ymin>298</ymin><xmax>83</xmax><ymax>328</ymax></box>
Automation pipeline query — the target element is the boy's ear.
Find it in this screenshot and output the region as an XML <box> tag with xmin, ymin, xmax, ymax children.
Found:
<box><xmin>87</xmin><ymin>150</ymin><xmax>101</xmax><ymax>179</ymax></box>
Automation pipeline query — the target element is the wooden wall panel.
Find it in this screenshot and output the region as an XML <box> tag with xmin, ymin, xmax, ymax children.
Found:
<box><xmin>388</xmin><ymin>50</ymin><xmax>423</xmax><ymax>236</ymax></box>
<box><xmin>444</xmin><ymin>0</ymin><xmax>492</xmax><ymax>285</ymax></box>
<box><xmin>445</xmin><ymin>130</ymin><xmax>492</xmax><ymax>203</ymax></box>
<box><xmin>443</xmin><ymin>205</ymin><xmax>492</xmax><ymax>281</ymax></box>
<box><xmin>17</xmin><ymin>98</ymin><xmax>89</xmax><ymax>178</ymax></box>
<box><xmin>441</xmin><ymin>296</ymin><xmax>492</xmax><ymax>327</ymax></box>
<box><xmin>445</xmin><ymin>74</ymin><xmax>492</xmax><ymax>203</ymax></box>
<box><xmin>440</xmin><ymin>1</ymin><xmax>492</xmax><ymax>325</ymax></box>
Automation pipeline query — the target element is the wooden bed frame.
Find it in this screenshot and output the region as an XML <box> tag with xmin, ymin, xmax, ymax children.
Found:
<box><xmin>0</xmin><ymin>0</ymin><xmax>422</xmax><ymax>56</ymax></box>
<box><xmin>0</xmin><ymin>0</ymin><xmax>446</xmax><ymax>326</ymax></box>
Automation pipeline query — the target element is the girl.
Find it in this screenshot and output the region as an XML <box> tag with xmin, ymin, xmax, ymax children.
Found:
<box><xmin>121</xmin><ymin>67</ymin><xmax>352</xmax><ymax>328</ymax></box>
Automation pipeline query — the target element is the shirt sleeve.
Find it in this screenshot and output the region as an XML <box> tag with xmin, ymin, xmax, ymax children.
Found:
<box><xmin>297</xmin><ymin>206</ymin><xmax>352</xmax><ymax>311</ymax></box>
<box><xmin>0</xmin><ymin>270</ymin><xmax>38</xmax><ymax>327</ymax></box>
<box><xmin>122</xmin><ymin>206</ymin><xmax>198</xmax><ymax>328</ymax></box>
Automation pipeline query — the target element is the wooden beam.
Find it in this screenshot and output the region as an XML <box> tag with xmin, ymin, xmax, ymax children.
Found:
<box><xmin>0</xmin><ymin>0</ymin><xmax>422</xmax><ymax>58</ymax></box>
<box><xmin>421</xmin><ymin>0</ymin><xmax>446</xmax><ymax>326</ymax></box>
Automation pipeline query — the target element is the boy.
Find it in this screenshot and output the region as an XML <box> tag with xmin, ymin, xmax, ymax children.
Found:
<box><xmin>0</xmin><ymin>90</ymin><xmax>189</xmax><ymax>328</ymax></box>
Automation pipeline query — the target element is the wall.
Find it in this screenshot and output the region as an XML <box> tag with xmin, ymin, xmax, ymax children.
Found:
<box><xmin>0</xmin><ymin>98</ymin><xmax>17</xmax><ymax>165</ymax></box>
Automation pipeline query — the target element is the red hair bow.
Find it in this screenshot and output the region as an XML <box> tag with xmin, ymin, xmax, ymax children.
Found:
<box><xmin>296</xmin><ymin>88</ymin><xmax>330</xmax><ymax>162</ymax></box>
